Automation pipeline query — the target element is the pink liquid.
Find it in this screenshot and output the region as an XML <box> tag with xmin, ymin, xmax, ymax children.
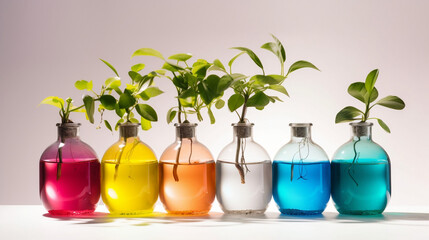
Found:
<box><xmin>39</xmin><ymin>159</ymin><xmax>100</xmax><ymax>215</ymax></box>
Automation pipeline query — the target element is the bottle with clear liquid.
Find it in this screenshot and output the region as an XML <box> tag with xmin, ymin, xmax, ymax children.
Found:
<box><xmin>101</xmin><ymin>123</ymin><xmax>158</xmax><ymax>215</ymax></box>
<box><xmin>159</xmin><ymin>123</ymin><xmax>216</xmax><ymax>215</ymax></box>
<box><xmin>332</xmin><ymin>122</ymin><xmax>391</xmax><ymax>215</ymax></box>
<box><xmin>273</xmin><ymin>123</ymin><xmax>330</xmax><ymax>215</ymax></box>
<box><xmin>216</xmin><ymin>123</ymin><xmax>272</xmax><ymax>214</ymax></box>
<box><xmin>40</xmin><ymin>123</ymin><xmax>100</xmax><ymax>215</ymax></box>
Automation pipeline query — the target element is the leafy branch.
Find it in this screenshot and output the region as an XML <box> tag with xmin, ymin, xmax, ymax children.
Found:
<box><xmin>335</xmin><ymin>69</ymin><xmax>406</xmax><ymax>133</ymax></box>
<box><xmin>220</xmin><ymin>34</ymin><xmax>320</xmax><ymax>183</ymax></box>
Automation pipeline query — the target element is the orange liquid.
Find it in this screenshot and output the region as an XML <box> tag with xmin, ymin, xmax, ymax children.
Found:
<box><xmin>159</xmin><ymin>161</ymin><xmax>216</xmax><ymax>215</ymax></box>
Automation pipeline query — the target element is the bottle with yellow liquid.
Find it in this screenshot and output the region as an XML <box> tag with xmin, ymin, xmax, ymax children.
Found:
<box><xmin>101</xmin><ymin>123</ymin><xmax>158</xmax><ymax>215</ymax></box>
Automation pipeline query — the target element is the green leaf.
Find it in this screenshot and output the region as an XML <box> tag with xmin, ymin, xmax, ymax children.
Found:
<box><xmin>104</xmin><ymin>120</ymin><xmax>112</xmax><ymax>132</ymax></box>
<box><xmin>228</xmin><ymin>94</ymin><xmax>245</xmax><ymax>112</ymax></box>
<box><xmin>139</xmin><ymin>86</ymin><xmax>164</xmax><ymax>101</ymax></box>
<box><xmin>100</xmin><ymin>59</ymin><xmax>119</xmax><ymax>77</ymax></box>
<box><xmin>99</xmin><ymin>95</ymin><xmax>116</xmax><ymax>110</ymax></box>
<box><xmin>213</xmin><ymin>59</ymin><xmax>226</xmax><ymax>71</ymax></box>
<box><xmin>75</xmin><ymin>80</ymin><xmax>93</xmax><ymax>91</ymax></box>
<box><xmin>365</xmin><ymin>69</ymin><xmax>379</xmax><ymax>93</ymax></box>
<box><xmin>228</xmin><ymin>52</ymin><xmax>245</xmax><ymax>70</ymax></box>
<box><xmin>128</xmin><ymin>71</ymin><xmax>143</xmax><ymax>82</ymax></box>
<box><xmin>131</xmin><ymin>63</ymin><xmax>145</xmax><ymax>72</ymax></box>
<box><xmin>287</xmin><ymin>60</ymin><xmax>320</xmax><ymax>75</ymax></box>
<box><xmin>335</xmin><ymin>106</ymin><xmax>363</xmax><ymax>123</ymax></box>
<box><xmin>250</xmin><ymin>75</ymin><xmax>283</xmax><ymax>85</ymax></box>
<box><xmin>168</xmin><ymin>53</ymin><xmax>192</xmax><ymax>62</ymax></box>
<box><xmin>40</xmin><ymin>96</ymin><xmax>64</xmax><ymax>109</ymax></box>
<box><xmin>162</xmin><ymin>62</ymin><xmax>184</xmax><ymax>72</ymax></box>
<box><xmin>83</xmin><ymin>95</ymin><xmax>95</xmax><ymax>124</ymax></box>
<box><xmin>105</xmin><ymin>77</ymin><xmax>121</xmax><ymax>89</ymax></box>
<box><xmin>376</xmin><ymin>95</ymin><xmax>405</xmax><ymax>110</ymax></box>
<box><xmin>115</xmin><ymin>119</ymin><xmax>124</xmax><ymax>131</ymax></box>
<box><xmin>268</xmin><ymin>85</ymin><xmax>289</xmax><ymax>97</ymax></box>
<box><xmin>155</xmin><ymin>69</ymin><xmax>166</xmax><ymax>75</ymax></box>
<box><xmin>115</xmin><ymin>104</ymin><xmax>125</xmax><ymax>117</ymax></box>
<box><xmin>376</xmin><ymin>118</ymin><xmax>391</xmax><ymax>133</ymax></box>
<box><xmin>136</xmin><ymin>104</ymin><xmax>158</xmax><ymax>121</ymax></box>
<box><xmin>207</xmin><ymin>107</ymin><xmax>215</xmax><ymax>124</ymax></box>
<box><xmin>172</xmin><ymin>75</ymin><xmax>188</xmax><ymax>89</ymax></box>
<box><xmin>192</xmin><ymin>62</ymin><xmax>211</xmax><ymax>79</ymax></box>
<box><xmin>198</xmin><ymin>81</ymin><xmax>215</xmax><ymax>105</ymax></box>
<box><xmin>231</xmin><ymin>47</ymin><xmax>264</xmax><ymax>71</ymax></box>
<box><xmin>166</xmin><ymin>108</ymin><xmax>177</xmax><ymax>124</ymax></box>
<box><xmin>141</xmin><ymin>117</ymin><xmax>152</xmax><ymax>130</ymax></box>
<box><xmin>230</xmin><ymin>73</ymin><xmax>247</xmax><ymax>81</ymax></box>
<box><xmin>131</xmin><ymin>48</ymin><xmax>164</xmax><ymax>60</ymax></box>
<box><xmin>118</xmin><ymin>89</ymin><xmax>136</xmax><ymax>109</ymax></box>
<box><xmin>348</xmin><ymin>82</ymin><xmax>378</xmax><ymax>103</ymax></box>
<box><xmin>179</xmin><ymin>89</ymin><xmax>196</xmax><ymax>107</ymax></box>
<box><xmin>246</xmin><ymin>91</ymin><xmax>270</xmax><ymax>107</ymax></box>
<box><xmin>215</xmin><ymin>99</ymin><xmax>225</xmax><ymax>109</ymax></box>
<box><xmin>261</xmin><ymin>35</ymin><xmax>286</xmax><ymax>63</ymax></box>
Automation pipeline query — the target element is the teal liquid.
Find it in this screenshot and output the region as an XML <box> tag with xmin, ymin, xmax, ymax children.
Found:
<box><xmin>331</xmin><ymin>161</ymin><xmax>391</xmax><ymax>215</ymax></box>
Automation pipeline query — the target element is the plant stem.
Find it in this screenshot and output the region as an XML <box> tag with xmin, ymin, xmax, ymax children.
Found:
<box><xmin>348</xmin><ymin>137</ymin><xmax>361</xmax><ymax>187</ymax></box>
<box><xmin>114</xmin><ymin>136</ymin><xmax>127</xmax><ymax>181</ymax></box>
<box><xmin>235</xmin><ymin>102</ymin><xmax>248</xmax><ymax>184</ymax></box>
<box><xmin>173</xmin><ymin>139</ymin><xmax>182</xmax><ymax>182</ymax></box>
<box><xmin>56</xmin><ymin>137</ymin><xmax>65</xmax><ymax>181</ymax></box>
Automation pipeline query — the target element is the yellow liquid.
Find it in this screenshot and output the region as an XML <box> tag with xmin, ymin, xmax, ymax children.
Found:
<box><xmin>101</xmin><ymin>138</ymin><xmax>158</xmax><ymax>214</ymax></box>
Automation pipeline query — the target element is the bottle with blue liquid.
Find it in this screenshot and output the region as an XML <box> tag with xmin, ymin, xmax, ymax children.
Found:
<box><xmin>331</xmin><ymin>122</ymin><xmax>391</xmax><ymax>215</ymax></box>
<box><xmin>273</xmin><ymin>123</ymin><xmax>331</xmax><ymax>215</ymax></box>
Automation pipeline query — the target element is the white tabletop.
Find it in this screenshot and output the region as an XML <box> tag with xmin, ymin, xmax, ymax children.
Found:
<box><xmin>1</xmin><ymin>204</ymin><xmax>428</xmax><ymax>240</ymax></box>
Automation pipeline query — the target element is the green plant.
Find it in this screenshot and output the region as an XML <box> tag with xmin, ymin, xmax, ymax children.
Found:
<box><xmin>76</xmin><ymin>58</ymin><xmax>163</xmax><ymax>179</ymax></box>
<box><xmin>335</xmin><ymin>69</ymin><xmax>405</xmax><ymax>186</ymax></box>
<box><xmin>218</xmin><ymin>35</ymin><xmax>320</xmax><ymax>183</ymax></box>
<box><xmin>131</xmin><ymin>48</ymin><xmax>232</xmax><ymax>181</ymax></box>
<box><xmin>39</xmin><ymin>96</ymin><xmax>86</xmax><ymax>179</ymax></box>
<box><xmin>335</xmin><ymin>69</ymin><xmax>405</xmax><ymax>132</ymax></box>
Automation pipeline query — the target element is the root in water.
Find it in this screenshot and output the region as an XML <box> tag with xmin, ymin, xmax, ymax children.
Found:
<box><xmin>348</xmin><ymin>137</ymin><xmax>361</xmax><ymax>187</ymax></box>
<box><xmin>290</xmin><ymin>137</ymin><xmax>310</xmax><ymax>181</ymax></box>
<box><xmin>173</xmin><ymin>137</ymin><xmax>194</xmax><ymax>182</ymax></box>
<box><xmin>56</xmin><ymin>139</ymin><xmax>65</xmax><ymax>180</ymax></box>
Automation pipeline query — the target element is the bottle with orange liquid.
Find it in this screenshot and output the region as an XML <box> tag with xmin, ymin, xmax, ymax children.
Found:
<box><xmin>159</xmin><ymin>123</ymin><xmax>216</xmax><ymax>215</ymax></box>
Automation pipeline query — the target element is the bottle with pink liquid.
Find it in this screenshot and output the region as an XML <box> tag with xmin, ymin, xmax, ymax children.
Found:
<box><xmin>39</xmin><ymin>123</ymin><xmax>100</xmax><ymax>215</ymax></box>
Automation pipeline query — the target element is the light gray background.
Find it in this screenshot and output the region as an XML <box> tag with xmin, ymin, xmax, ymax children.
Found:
<box><xmin>0</xmin><ymin>0</ymin><xmax>427</xmax><ymax>206</ymax></box>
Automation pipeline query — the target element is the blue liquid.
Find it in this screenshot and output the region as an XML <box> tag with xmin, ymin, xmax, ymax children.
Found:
<box><xmin>273</xmin><ymin>161</ymin><xmax>331</xmax><ymax>215</ymax></box>
<box><xmin>331</xmin><ymin>161</ymin><xmax>391</xmax><ymax>215</ymax></box>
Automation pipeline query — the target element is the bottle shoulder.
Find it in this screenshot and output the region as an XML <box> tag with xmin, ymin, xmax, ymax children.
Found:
<box><xmin>40</xmin><ymin>138</ymin><xmax>98</xmax><ymax>162</ymax></box>
<box><xmin>332</xmin><ymin>139</ymin><xmax>389</xmax><ymax>163</ymax></box>
<box><xmin>160</xmin><ymin>139</ymin><xmax>214</xmax><ymax>164</ymax></box>
<box><xmin>273</xmin><ymin>140</ymin><xmax>329</xmax><ymax>163</ymax></box>
<box><xmin>102</xmin><ymin>138</ymin><xmax>157</xmax><ymax>164</ymax></box>
<box><xmin>217</xmin><ymin>139</ymin><xmax>270</xmax><ymax>163</ymax></box>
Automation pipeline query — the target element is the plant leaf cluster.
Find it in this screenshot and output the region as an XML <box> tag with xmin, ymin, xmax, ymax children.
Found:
<box><xmin>39</xmin><ymin>96</ymin><xmax>86</xmax><ymax>124</ymax></box>
<box><xmin>220</xmin><ymin>34</ymin><xmax>319</xmax><ymax>122</ymax></box>
<box><xmin>75</xmin><ymin>58</ymin><xmax>163</xmax><ymax>131</ymax></box>
<box><xmin>335</xmin><ymin>69</ymin><xmax>405</xmax><ymax>133</ymax></box>
<box><xmin>132</xmin><ymin>48</ymin><xmax>232</xmax><ymax>124</ymax></box>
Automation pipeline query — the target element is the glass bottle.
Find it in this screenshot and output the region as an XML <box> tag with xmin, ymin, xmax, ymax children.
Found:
<box><xmin>332</xmin><ymin>122</ymin><xmax>391</xmax><ymax>215</ymax></box>
<box><xmin>273</xmin><ymin>123</ymin><xmax>330</xmax><ymax>215</ymax></box>
<box><xmin>159</xmin><ymin>123</ymin><xmax>216</xmax><ymax>215</ymax></box>
<box><xmin>39</xmin><ymin>123</ymin><xmax>100</xmax><ymax>215</ymax></box>
<box><xmin>216</xmin><ymin>123</ymin><xmax>272</xmax><ymax>214</ymax></box>
<box><xmin>101</xmin><ymin>123</ymin><xmax>158</xmax><ymax>215</ymax></box>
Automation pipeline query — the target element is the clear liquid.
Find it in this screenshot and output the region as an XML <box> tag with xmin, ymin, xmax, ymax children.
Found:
<box><xmin>331</xmin><ymin>161</ymin><xmax>391</xmax><ymax>215</ymax></box>
<box><xmin>216</xmin><ymin>160</ymin><xmax>272</xmax><ymax>214</ymax></box>
<box><xmin>272</xmin><ymin>161</ymin><xmax>330</xmax><ymax>215</ymax></box>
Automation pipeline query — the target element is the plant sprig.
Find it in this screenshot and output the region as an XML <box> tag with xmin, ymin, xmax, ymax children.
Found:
<box><xmin>335</xmin><ymin>69</ymin><xmax>406</xmax><ymax>133</ymax></box>
<box><xmin>39</xmin><ymin>96</ymin><xmax>86</xmax><ymax>123</ymax></box>
<box><xmin>131</xmin><ymin>48</ymin><xmax>232</xmax><ymax>124</ymax></box>
<box><xmin>223</xmin><ymin>34</ymin><xmax>320</xmax><ymax>123</ymax></box>
<box><xmin>75</xmin><ymin>58</ymin><xmax>163</xmax><ymax>131</ymax></box>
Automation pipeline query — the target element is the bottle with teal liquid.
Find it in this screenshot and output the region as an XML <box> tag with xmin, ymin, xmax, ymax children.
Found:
<box><xmin>273</xmin><ymin>123</ymin><xmax>331</xmax><ymax>215</ymax></box>
<box><xmin>331</xmin><ymin>122</ymin><xmax>391</xmax><ymax>215</ymax></box>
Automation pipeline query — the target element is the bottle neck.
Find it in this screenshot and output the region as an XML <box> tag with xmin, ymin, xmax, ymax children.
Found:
<box><xmin>350</xmin><ymin>122</ymin><xmax>372</xmax><ymax>141</ymax></box>
<box><xmin>175</xmin><ymin>123</ymin><xmax>197</xmax><ymax>140</ymax></box>
<box><xmin>119</xmin><ymin>123</ymin><xmax>139</xmax><ymax>140</ymax></box>
<box><xmin>290</xmin><ymin>123</ymin><xmax>312</xmax><ymax>142</ymax></box>
<box><xmin>233</xmin><ymin>123</ymin><xmax>254</xmax><ymax>141</ymax></box>
<box><xmin>57</xmin><ymin>123</ymin><xmax>80</xmax><ymax>141</ymax></box>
